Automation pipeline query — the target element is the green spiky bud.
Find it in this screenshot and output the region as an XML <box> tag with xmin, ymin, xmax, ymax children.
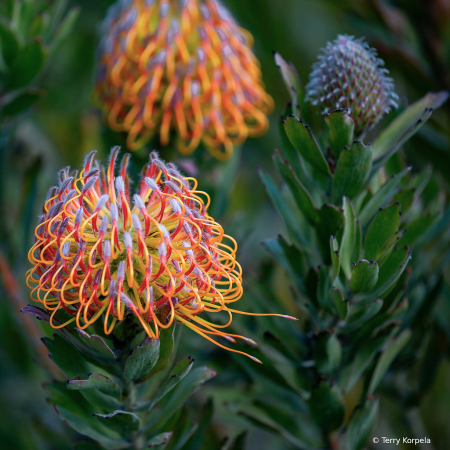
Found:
<box><xmin>305</xmin><ymin>35</ymin><xmax>398</xmax><ymax>134</ymax></box>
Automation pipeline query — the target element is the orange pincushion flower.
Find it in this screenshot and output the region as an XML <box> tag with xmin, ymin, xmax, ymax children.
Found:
<box><xmin>94</xmin><ymin>0</ymin><xmax>273</xmax><ymax>160</ymax></box>
<box><xmin>26</xmin><ymin>148</ymin><xmax>294</xmax><ymax>362</ymax></box>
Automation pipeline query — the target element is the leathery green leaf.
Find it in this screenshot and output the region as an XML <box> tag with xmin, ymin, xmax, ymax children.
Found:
<box><xmin>312</xmin><ymin>331</ymin><xmax>342</xmax><ymax>375</ymax></box>
<box><xmin>346</xmin><ymin>398</ymin><xmax>379</xmax><ymax>450</ymax></box>
<box><xmin>123</xmin><ymin>337</ymin><xmax>160</xmax><ymax>383</ymax></box>
<box><xmin>359</xmin><ymin>167</ymin><xmax>411</xmax><ymax>227</ymax></box>
<box><xmin>340</xmin><ymin>197</ymin><xmax>356</xmax><ymax>279</ymax></box>
<box><xmin>400</xmin><ymin>212</ymin><xmax>441</xmax><ymax>247</ymax></box>
<box><xmin>330</xmin><ymin>236</ymin><xmax>340</xmax><ymax>280</ymax></box>
<box><xmin>350</xmin><ymin>260</ymin><xmax>379</xmax><ymax>293</ymax></box>
<box><xmin>325</xmin><ymin>109</ymin><xmax>355</xmax><ymax>160</ymax></box>
<box><xmin>284</xmin><ymin>115</ymin><xmax>331</xmax><ymax>175</ymax></box>
<box><xmin>67</xmin><ymin>373</ymin><xmax>121</xmax><ymax>399</ymax></box>
<box><xmin>0</xmin><ymin>20</ymin><xmax>19</xmax><ymax>66</ymax></box>
<box><xmin>364</xmin><ymin>203</ymin><xmax>401</xmax><ymax>261</ymax></box>
<box><xmin>368</xmin><ymin>329</ymin><xmax>411</xmax><ymax>395</ymax></box>
<box><xmin>93</xmin><ymin>410</ymin><xmax>140</xmax><ymax>432</ymax></box>
<box><xmin>316</xmin><ymin>204</ymin><xmax>344</xmax><ymax>264</ymax></box>
<box><xmin>331</xmin><ymin>287</ymin><xmax>348</xmax><ymax>320</ymax></box>
<box><xmin>309</xmin><ymin>381</ymin><xmax>345</xmax><ymax>432</ymax></box>
<box><xmin>273</xmin><ymin>150</ymin><xmax>318</xmax><ymax>226</ymax></box>
<box><xmin>274</xmin><ymin>52</ymin><xmax>305</xmax><ymax>117</ymax></box>
<box><xmin>332</xmin><ymin>141</ymin><xmax>372</xmax><ymax>202</ymax></box>
<box><xmin>372</xmin><ymin>91</ymin><xmax>449</xmax><ymax>159</ymax></box>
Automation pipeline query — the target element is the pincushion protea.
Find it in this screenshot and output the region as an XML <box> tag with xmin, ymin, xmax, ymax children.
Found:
<box><xmin>94</xmin><ymin>0</ymin><xmax>273</xmax><ymax>160</ymax></box>
<box><xmin>26</xmin><ymin>148</ymin><xmax>295</xmax><ymax>362</ymax></box>
<box><xmin>304</xmin><ymin>35</ymin><xmax>398</xmax><ymax>134</ymax></box>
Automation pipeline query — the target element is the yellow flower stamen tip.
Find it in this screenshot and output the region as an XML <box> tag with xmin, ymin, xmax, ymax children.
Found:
<box><xmin>94</xmin><ymin>0</ymin><xmax>273</xmax><ymax>159</ymax></box>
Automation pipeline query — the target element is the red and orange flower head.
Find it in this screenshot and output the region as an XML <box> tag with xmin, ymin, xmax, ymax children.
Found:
<box><xmin>94</xmin><ymin>0</ymin><xmax>273</xmax><ymax>160</ymax></box>
<box><xmin>26</xmin><ymin>148</ymin><xmax>295</xmax><ymax>362</ymax></box>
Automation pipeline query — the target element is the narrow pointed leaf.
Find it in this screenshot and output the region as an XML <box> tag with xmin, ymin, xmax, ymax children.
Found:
<box><xmin>325</xmin><ymin>109</ymin><xmax>355</xmax><ymax>160</ymax></box>
<box><xmin>123</xmin><ymin>337</ymin><xmax>160</xmax><ymax>383</ymax></box>
<box><xmin>7</xmin><ymin>39</ymin><xmax>45</xmax><ymax>89</ymax></box>
<box><xmin>317</xmin><ymin>265</ymin><xmax>332</xmax><ymax>313</ymax></box>
<box><xmin>359</xmin><ymin>167</ymin><xmax>411</xmax><ymax>227</ymax></box>
<box><xmin>330</xmin><ymin>236</ymin><xmax>340</xmax><ymax>280</ymax></box>
<box><xmin>145</xmin><ymin>432</ymin><xmax>173</xmax><ymax>447</ymax></box>
<box><xmin>312</xmin><ymin>332</ymin><xmax>342</xmax><ymax>375</ymax></box>
<box><xmin>273</xmin><ymin>151</ymin><xmax>318</xmax><ymax>225</ymax></box>
<box><xmin>368</xmin><ymin>330</ymin><xmax>411</xmax><ymax>395</ymax></box>
<box><xmin>331</xmin><ymin>287</ymin><xmax>348</xmax><ymax>320</ymax></box>
<box><xmin>316</xmin><ymin>204</ymin><xmax>344</xmax><ymax>264</ymax></box>
<box><xmin>259</xmin><ymin>169</ymin><xmax>311</xmax><ymax>249</ymax></box>
<box><xmin>309</xmin><ymin>382</ymin><xmax>345</xmax><ymax>432</ymax></box>
<box><xmin>94</xmin><ymin>410</ymin><xmax>140</xmax><ymax>432</ymax></box>
<box><xmin>67</xmin><ymin>373</ymin><xmax>121</xmax><ymax>399</ymax></box>
<box><xmin>0</xmin><ymin>21</ymin><xmax>19</xmax><ymax>66</ymax></box>
<box><xmin>146</xmin><ymin>357</ymin><xmax>194</xmax><ymax>410</ymax></box>
<box><xmin>364</xmin><ymin>203</ymin><xmax>401</xmax><ymax>261</ymax></box>
<box><xmin>400</xmin><ymin>212</ymin><xmax>441</xmax><ymax>247</ymax></box>
<box><xmin>75</xmin><ymin>328</ymin><xmax>115</xmax><ymax>359</ymax></box>
<box><xmin>332</xmin><ymin>141</ymin><xmax>372</xmax><ymax>202</ymax></box>
<box><xmin>346</xmin><ymin>398</ymin><xmax>379</xmax><ymax>450</ymax></box>
<box><xmin>392</xmin><ymin>188</ymin><xmax>415</xmax><ymax>214</ymax></box>
<box><xmin>372</xmin><ymin>91</ymin><xmax>449</xmax><ymax>158</ymax></box>
<box><xmin>343</xmin><ymin>300</ymin><xmax>383</xmax><ymax>333</ymax></box>
<box><xmin>350</xmin><ymin>260</ymin><xmax>379</xmax><ymax>293</ymax></box>
<box><xmin>340</xmin><ymin>197</ymin><xmax>356</xmax><ymax>279</ymax></box>
<box><xmin>284</xmin><ymin>115</ymin><xmax>331</xmax><ymax>175</ymax></box>
<box><xmin>274</xmin><ymin>52</ymin><xmax>305</xmax><ymax>117</ymax></box>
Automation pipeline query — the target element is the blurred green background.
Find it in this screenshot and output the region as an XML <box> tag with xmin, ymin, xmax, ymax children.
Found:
<box><xmin>1</xmin><ymin>0</ymin><xmax>450</xmax><ymax>449</ymax></box>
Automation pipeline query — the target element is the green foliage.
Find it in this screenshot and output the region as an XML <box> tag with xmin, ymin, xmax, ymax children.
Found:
<box><xmin>22</xmin><ymin>305</ymin><xmax>215</xmax><ymax>449</ymax></box>
<box><xmin>233</xmin><ymin>52</ymin><xmax>450</xmax><ymax>449</ymax></box>
<box><xmin>0</xmin><ymin>0</ymin><xmax>78</xmax><ymax>118</ymax></box>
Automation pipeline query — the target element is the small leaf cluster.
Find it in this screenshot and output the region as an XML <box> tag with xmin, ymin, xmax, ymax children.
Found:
<box><xmin>232</xmin><ymin>53</ymin><xmax>449</xmax><ymax>449</ymax></box>
<box><xmin>0</xmin><ymin>0</ymin><xmax>79</xmax><ymax>118</ymax></box>
<box><xmin>22</xmin><ymin>305</ymin><xmax>216</xmax><ymax>450</ymax></box>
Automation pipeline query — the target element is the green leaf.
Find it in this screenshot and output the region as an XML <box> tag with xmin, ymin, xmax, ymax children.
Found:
<box><xmin>316</xmin><ymin>204</ymin><xmax>344</xmax><ymax>264</ymax></box>
<box><xmin>374</xmin><ymin>247</ymin><xmax>412</xmax><ymax>293</ymax></box>
<box><xmin>376</xmin><ymin>230</ymin><xmax>405</xmax><ymax>267</ymax></box>
<box><xmin>144</xmin><ymin>432</ymin><xmax>173</xmax><ymax>448</ymax></box>
<box><xmin>75</xmin><ymin>328</ymin><xmax>116</xmax><ymax>359</ymax></box>
<box><xmin>279</xmin><ymin>113</ymin><xmax>303</xmax><ymax>181</ymax></box>
<box><xmin>359</xmin><ymin>167</ymin><xmax>411</xmax><ymax>227</ymax></box>
<box><xmin>330</xmin><ymin>236</ymin><xmax>340</xmax><ymax>280</ymax></box>
<box><xmin>42</xmin><ymin>333</ymin><xmax>88</xmax><ymax>378</ymax></box>
<box><xmin>342</xmin><ymin>329</ymin><xmax>393</xmax><ymax>393</ymax></box>
<box><xmin>364</xmin><ymin>203</ymin><xmax>401</xmax><ymax>261</ymax></box>
<box><xmin>331</xmin><ymin>287</ymin><xmax>348</xmax><ymax>320</ymax></box>
<box><xmin>55</xmin><ymin>406</ymin><xmax>130</xmax><ymax>449</ymax></box>
<box><xmin>259</xmin><ymin>169</ymin><xmax>310</xmax><ymax>249</ymax></box>
<box><xmin>309</xmin><ymin>381</ymin><xmax>345</xmax><ymax>432</ymax></box>
<box><xmin>146</xmin><ymin>357</ymin><xmax>194</xmax><ymax>411</ymax></box>
<box><xmin>317</xmin><ymin>265</ymin><xmax>332</xmax><ymax>313</ymax></box>
<box><xmin>274</xmin><ymin>52</ymin><xmax>305</xmax><ymax>117</ymax></box>
<box><xmin>340</xmin><ymin>197</ymin><xmax>356</xmax><ymax>279</ymax></box>
<box><xmin>392</xmin><ymin>189</ymin><xmax>415</xmax><ymax>214</ymax></box>
<box><xmin>350</xmin><ymin>260</ymin><xmax>379</xmax><ymax>293</ymax></box>
<box><xmin>67</xmin><ymin>373</ymin><xmax>121</xmax><ymax>399</ymax></box>
<box><xmin>228</xmin><ymin>431</ymin><xmax>248</xmax><ymax>450</ymax></box>
<box><xmin>262</xmin><ymin>235</ymin><xmax>306</xmax><ymax>291</ymax></box>
<box><xmin>352</xmin><ymin>219</ymin><xmax>362</xmax><ymax>263</ymax></box>
<box><xmin>312</xmin><ymin>332</ymin><xmax>342</xmax><ymax>375</ymax></box>
<box><xmin>7</xmin><ymin>38</ymin><xmax>45</xmax><ymax>89</ymax></box>
<box><xmin>123</xmin><ymin>337</ymin><xmax>160</xmax><ymax>383</ymax></box>
<box><xmin>400</xmin><ymin>212</ymin><xmax>441</xmax><ymax>247</ymax></box>
<box><xmin>368</xmin><ymin>329</ymin><xmax>412</xmax><ymax>395</ymax></box>
<box><xmin>343</xmin><ymin>300</ymin><xmax>383</xmax><ymax>333</ymax></box>
<box><xmin>48</xmin><ymin>7</ymin><xmax>80</xmax><ymax>56</ymax></box>
<box><xmin>346</xmin><ymin>398</ymin><xmax>379</xmax><ymax>450</ymax></box>
<box><xmin>284</xmin><ymin>115</ymin><xmax>331</xmax><ymax>175</ymax></box>
<box><xmin>145</xmin><ymin>432</ymin><xmax>173</xmax><ymax>447</ymax></box>
<box><xmin>372</xmin><ymin>91</ymin><xmax>449</xmax><ymax>159</ymax></box>
<box><xmin>0</xmin><ymin>20</ymin><xmax>19</xmax><ymax>66</ymax></box>
<box><xmin>273</xmin><ymin>150</ymin><xmax>318</xmax><ymax>226</ymax></box>
<box><xmin>94</xmin><ymin>410</ymin><xmax>140</xmax><ymax>433</ymax></box>
<box><xmin>149</xmin><ymin>367</ymin><xmax>216</xmax><ymax>429</ymax></box>
<box><xmin>146</xmin><ymin>323</ymin><xmax>175</xmax><ymax>378</ymax></box>
<box><xmin>325</xmin><ymin>109</ymin><xmax>355</xmax><ymax>160</ymax></box>
<box><xmin>1</xmin><ymin>89</ymin><xmax>44</xmax><ymax>116</ymax></box>
<box><xmin>332</xmin><ymin>141</ymin><xmax>372</xmax><ymax>202</ymax></box>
